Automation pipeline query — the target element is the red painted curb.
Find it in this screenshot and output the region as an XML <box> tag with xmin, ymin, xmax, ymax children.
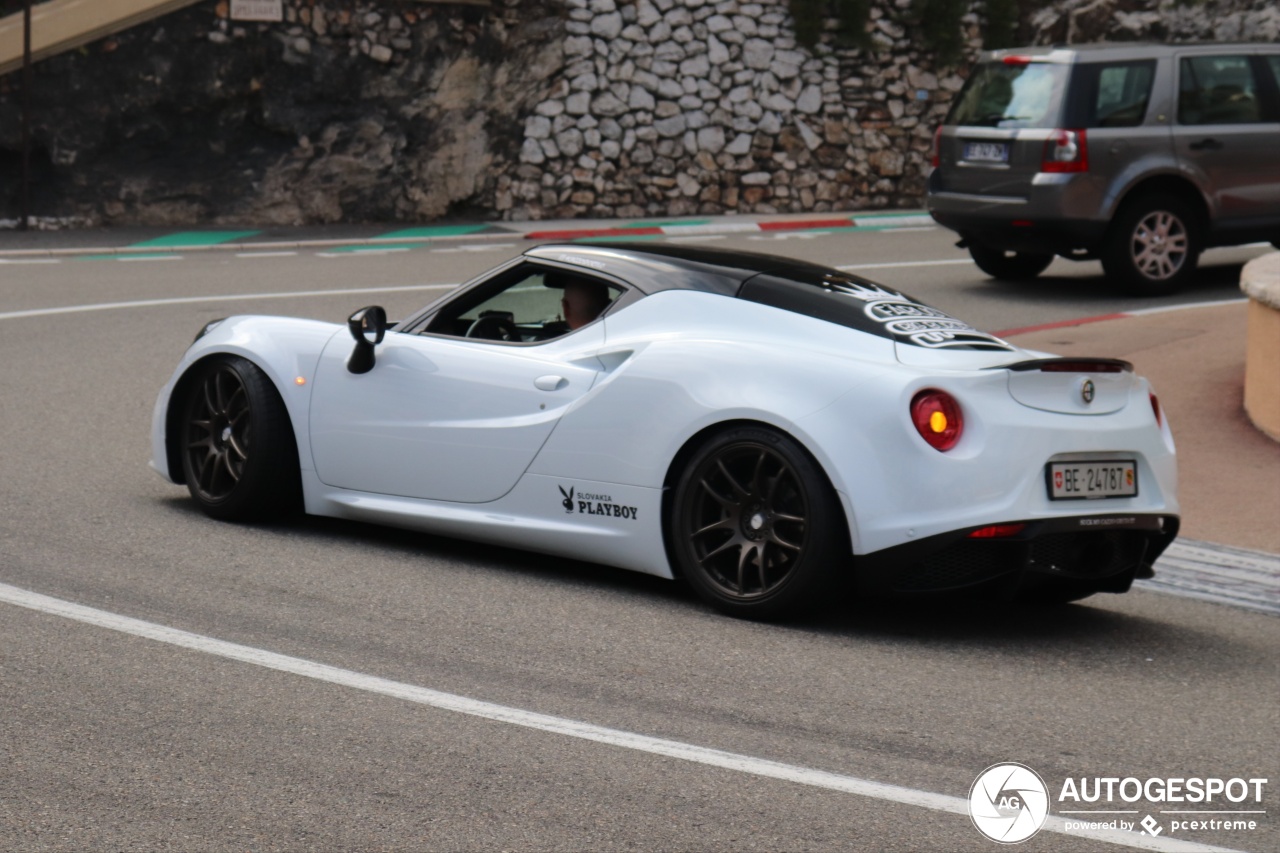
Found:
<box><xmin>758</xmin><ymin>218</ymin><xmax>856</xmax><ymax>231</ymax></box>
<box><xmin>994</xmin><ymin>313</ymin><xmax>1130</xmax><ymax>338</ymax></box>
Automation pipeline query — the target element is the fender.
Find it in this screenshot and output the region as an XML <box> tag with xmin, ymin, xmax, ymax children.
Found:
<box><xmin>150</xmin><ymin>316</ymin><xmax>343</xmax><ymax>483</ymax></box>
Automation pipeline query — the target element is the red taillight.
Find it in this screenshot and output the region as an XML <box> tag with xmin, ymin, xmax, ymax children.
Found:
<box><xmin>1002</xmin><ymin>55</ymin><xmax>1032</xmax><ymax>67</ymax></box>
<box><xmin>931</xmin><ymin>126</ymin><xmax>942</xmax><ymax>168</ymax></box>
<box><xmin>967</xmin><ymin>523</ymin><xmax>1027</xmax><ymax>539</ymax></box>
<box><xmin>1041</xmin><ymin>129</ymin><xmax>1088</xmax><ymax>173</ymax></box>
<box><xmin>910</xmin><ymin>389</ymin><xmax>963</xmax><ymax>452</ymax></box>
<box><xmin>1150</xmin><ymin>392</ymin><xmax>1162</xmax><ymax>426</ymax></box>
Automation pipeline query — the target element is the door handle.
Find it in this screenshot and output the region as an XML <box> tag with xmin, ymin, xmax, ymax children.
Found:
<box><xmin>534</xmin><ymin>375</ymin><xmax>568</xmax><ymax>391</ymax></box>
<box><xmin>1189</xmin><ymin>138</ymin><xmax>1224</xmax><ymax>151</ymax></box>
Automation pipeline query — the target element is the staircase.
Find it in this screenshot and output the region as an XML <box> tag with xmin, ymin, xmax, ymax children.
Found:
<box><xmin>0</xmin><ymin>0</ymin><xmax>204</xmax><ymax>77</ymax></box>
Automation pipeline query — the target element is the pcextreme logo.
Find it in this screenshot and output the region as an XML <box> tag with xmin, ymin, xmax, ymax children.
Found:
<box><xmin>969</xmin><ymin>762</ymin><xmax>1270</xmax><ymax>845</ymax></box>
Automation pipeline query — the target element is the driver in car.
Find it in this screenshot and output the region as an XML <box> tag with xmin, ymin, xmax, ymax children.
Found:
<box><xmin>556</xmin><ymin>276</ymin><xmax>612</xmax><ymax>330</ymax></box>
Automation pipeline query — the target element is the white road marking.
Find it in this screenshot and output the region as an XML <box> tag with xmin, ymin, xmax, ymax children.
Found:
<box><xmin>430</xmin><ymin>243</ymin><xmax>517</xmax><ymax>253</ymax></box>
<box><xmin>235</xmin><ymin>251</ymin><xmax>299</xmax><ymax>258</ymax></box>
<box><xmin>0</xmin><ymin>284</ymin><xmax>458</xmax><ymax>322</ymax></box>
<box><xmin>660</xmin><ymin>222</ymin><xmax>762</xmax><ymax>235</ymax></box>
<box><xmin>748</xmin><ymin>232</ymin><xmax>823</xmax><ymax>240</ymax></box>
<box><xmin>0</xmin><ymin>257</ymin><xmax>61</xmax><ymax>264</ymax></box>
<box><xmin>117</xmin><ymin>255</ymin><xmax>182</xmax><ymax>262</ymax></box>
<box><xmin>0</xmin><ymin>581</ymin><xmax>1242</xmax><ymax>853</ymax></box>
<box><xmin>666</xmin><ymin>235</ymin><xmax>727</xmax><ymax>244</ymax></box>
<box><xmin>1126</xmin><ymin>298</ymin><xmax>1248</xmax><ymax>316</ymax></box>
<box><xmin>1144</xmin><ymin>538</ymin><xmax>1280</xmax><ymax>615</ymax></box>
<box><xmin>317</xmin><ymin>248</ymin><xmax>414</xmax><ymax>257</ymax></box>
<box><xmin>838</xmin><ymin>259</ymin><xmax>975</xmax><ymax>271</ymax></box>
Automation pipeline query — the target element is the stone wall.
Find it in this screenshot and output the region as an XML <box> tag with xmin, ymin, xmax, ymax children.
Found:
<box><xmin>0</xmin><ymin>0</ymin><xmax>1275</xmax><ymax>226</ymax></box>
<box><xmin>502</xmin><ymin>0</ymin><xmax>962</xmax><ymax>220</ymax></box>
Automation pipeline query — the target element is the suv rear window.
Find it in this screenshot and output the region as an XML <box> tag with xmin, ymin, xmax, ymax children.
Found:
<box><xmin>947</xmin><ymin>61</ymin><xmax>1069</xmax><ymax>128</ymax></box>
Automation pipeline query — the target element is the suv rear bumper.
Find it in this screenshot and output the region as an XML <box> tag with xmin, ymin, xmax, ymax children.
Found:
<box><xmin>929</xmin><ymin>205</ymin><xmax>1107</xmax><ymax>256</ymax></box>
<box><xmin>927</xmin><ymin>171</ymin><xmax>1109</xmax><ymax>256</ymax></box>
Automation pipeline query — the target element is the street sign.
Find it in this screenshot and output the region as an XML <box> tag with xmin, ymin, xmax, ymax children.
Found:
<box><xmin>230</xmin><ymin>0</ymin><xmax>282</xmax><ymax>22</ymax></box>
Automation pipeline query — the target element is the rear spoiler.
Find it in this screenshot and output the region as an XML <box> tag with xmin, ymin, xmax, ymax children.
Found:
<box><xmin>991</xmin><ymin>357</ymin><xmax>1134</xmax><ymax>373</ymax></box>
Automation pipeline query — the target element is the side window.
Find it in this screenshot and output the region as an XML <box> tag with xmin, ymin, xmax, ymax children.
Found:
<box><xmin>1085</xmin><ymin>61</ymin><xmax>1155</xmax><ymax>128</ymax></box>
<box><xmin>423</xmin><ymin>264</ymin><xmax>620</xmax><ymax>342</ymax></box>
<box><xmin>1179</xmin><ymin>55</ymin><xmax>1262</xmax><ymax>125</ymax></box>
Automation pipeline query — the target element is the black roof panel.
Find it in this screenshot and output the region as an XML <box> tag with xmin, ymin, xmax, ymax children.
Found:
<box><xmin>524</xmin><ymin>241</ymin><xmax>836</xmax><ymax>296</ymax></box>
<box><xmin>524</xmin><ymin>241</ymin><xmax>1013</xmax><ymax>351</ymax></box>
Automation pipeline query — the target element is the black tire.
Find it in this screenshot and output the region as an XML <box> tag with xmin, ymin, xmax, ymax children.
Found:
<box><xmin>968</xmin><ymin>244</ymin><xmax>1054</xmax><ymax>280</ymax></box>
<box><xmin>669</xmin><ymin>426</ymin><xmax>846</xmax><ymax>620</ymax></box>
<box><xmin>1101</xmin><ymin>194</ymin><xmax>1201</xmax><ymax>296</ymax></box>
<box><xmin>180</xmin><ymin>356</ymin><xmax>301</xmax><ymax>521</ymax></box>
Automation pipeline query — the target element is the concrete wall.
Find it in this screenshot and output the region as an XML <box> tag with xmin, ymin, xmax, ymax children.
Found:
<box><xmin>1241</xmin><ymin>253</ymin><xmax>1280</xmax><ymax>444</ymax></box>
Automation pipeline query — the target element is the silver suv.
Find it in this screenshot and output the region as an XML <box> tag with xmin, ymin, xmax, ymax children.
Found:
<box><xmin>927</xmin><ymin>43</ymin><xmax>1280</xmax><ymax>295</ymax></box>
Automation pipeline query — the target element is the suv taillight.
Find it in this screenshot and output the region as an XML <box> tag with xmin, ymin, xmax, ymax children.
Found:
<box><xmin>932</xmin><ymin>126</ymin><xmax>942</xmax><ymax>168</ymax></box>
<box><xmin>1041</xmin><ymin>129</ymin><xmax>1088</xmax><ymax>173</ymax></box>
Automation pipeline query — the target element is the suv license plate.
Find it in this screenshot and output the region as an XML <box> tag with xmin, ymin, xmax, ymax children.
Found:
<box><xmin>963</xmin><ymin>141</ymin><xmax>1009</xmax><ymax>163</ymax></box>
<box><xmin>1047</xmin><ymin>461</ymin><xmax>1138</xmax><ymax>500</ymax></box>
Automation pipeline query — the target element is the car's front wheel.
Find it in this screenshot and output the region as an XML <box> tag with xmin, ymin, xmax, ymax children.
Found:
<box><xmin>180</xmin><ymin>356</ymin><xmax>301</xmax><ymax>521</ymax></box>
<box><xmin>1102</xmin><ymin>194</ymin><xmax>1200</xmax><ymax>296</ymax></box>
<box><xmin>968</xmin><ymin>244</ymin><xmax>1054</xmax><ymax>280</ymax></box>
<box><xmin>669</xmin><ymin>426</ymin><xmax>846</xmax><ymax>619</ymax></box>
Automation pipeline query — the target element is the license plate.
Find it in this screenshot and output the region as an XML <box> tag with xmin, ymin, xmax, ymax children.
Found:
<box><xmin>963</xmin><ymin>141</ymin><xmax>1009</xmax><ymax>163</ymax></box>
<box><xmin>1047</xmin><ymin>460</ymin><xmax>1138</xmax><ymax>500</ymax></box>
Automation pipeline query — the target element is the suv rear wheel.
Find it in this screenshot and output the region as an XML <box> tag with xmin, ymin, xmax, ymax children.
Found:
<box><xmin>968</xmin><ymin>245</ymin><xmax>1055</xmax><ymax>281</ymax></box>
<box><xmin>1102</xmin><ymin>194</ymin><xmax>1200</xmax><ymax>296</ymax></box>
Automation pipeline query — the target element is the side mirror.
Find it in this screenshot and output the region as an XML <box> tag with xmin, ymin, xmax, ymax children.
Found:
<box><xmin>347</xmin><ymin>305</ymin><xmax>387</xmax><ymax>374</ymax></box>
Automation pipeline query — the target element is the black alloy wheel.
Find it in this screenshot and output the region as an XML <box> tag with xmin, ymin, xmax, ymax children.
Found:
<box><xmin>180</xmin><ymin>356</ymin><xmax>300</xmax><ymax>521</ymax></box>
<box><xmin>670</xmin><ymin>426</ymin><xmax>845</xmax><ymax>619</ymax></box>
<box><xmin>968</xmin><ymin>244</ymin><xmax>1055</xmax><ymax>281</ymax></box>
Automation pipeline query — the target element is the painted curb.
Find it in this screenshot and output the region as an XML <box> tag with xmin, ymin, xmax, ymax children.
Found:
<box><xmin>993</xmin><ymin>298</ymin><xmax>1249</xmax><ymax>339</ymax></box>
<box><xmin>522</xmin><ymin>213</ymin><xmax>936</xmax><ymax>241</ymax></box>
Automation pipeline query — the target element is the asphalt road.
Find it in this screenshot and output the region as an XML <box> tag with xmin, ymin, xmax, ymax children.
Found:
<box><xmin>0</xmin><ymin>225</ymin><xmax>1275</xmax><ymax>852</ymax></box>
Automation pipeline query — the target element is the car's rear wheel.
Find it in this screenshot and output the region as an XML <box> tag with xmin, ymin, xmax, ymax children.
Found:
<box><xmin>1102</xmin><ymin>194</ymin><xmax>1200</xmax><ymax>296</ymax></box>
<box><xmin>669</xmin><ymin>426</ymin><xmax>845</xmax><ymax>619</ymax></box>
<box><xmin>968</xmin><ymin>244</ymin><xmax>1054</xmax><ymax>280</ymax></box>
<box><xmin>180</xmin><ymin>356</ymin><xmax>300</xmax><ymax>521</ymax></box>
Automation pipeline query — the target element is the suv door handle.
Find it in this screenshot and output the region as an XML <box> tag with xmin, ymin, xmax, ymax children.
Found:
<box><xmin>1189</xmin><ymin>138</ymin><xmax>1224</xmax><ymax>151</ymax></box>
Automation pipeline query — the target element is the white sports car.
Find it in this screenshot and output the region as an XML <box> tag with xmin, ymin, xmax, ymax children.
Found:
<box><xmin>151</xmin><ymin>243</ymin><xmax>1179</xmax><ymax>618</ymax></box>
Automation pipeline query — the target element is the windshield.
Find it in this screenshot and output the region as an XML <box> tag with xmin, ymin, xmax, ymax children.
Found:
<box><xmin>947</xmin><ymin>61</ymin><xmax>1069</xmax><ymax>128</ymax></box>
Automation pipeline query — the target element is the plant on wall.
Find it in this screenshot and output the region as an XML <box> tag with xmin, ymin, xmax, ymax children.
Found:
<box><xmin>788</xmin><ymin>0</ymin><xmax>1026</xmax><ymax>63</ymax></box>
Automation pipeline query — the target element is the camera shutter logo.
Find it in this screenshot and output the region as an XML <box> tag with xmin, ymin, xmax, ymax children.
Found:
<box><xmin>969</xmin><ymin>763</ymin><xmax>1050</xmax><ymax>844</ymax></box>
